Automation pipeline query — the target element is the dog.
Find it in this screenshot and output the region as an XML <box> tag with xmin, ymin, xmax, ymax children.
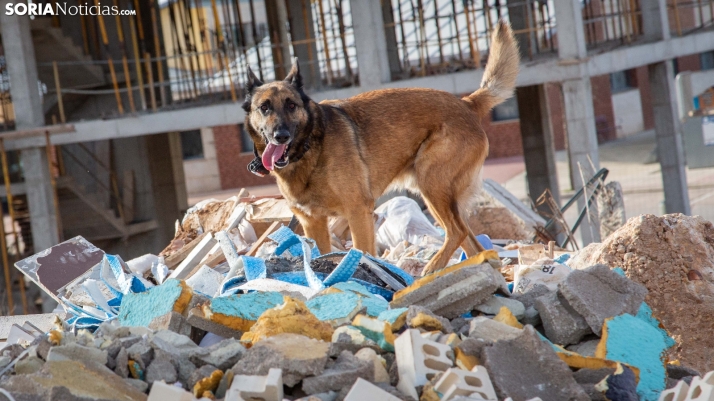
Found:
<box><xmin>243</xmin><ymin>20</ymin><xmax>519</xmax><ymax>276</ymax></box>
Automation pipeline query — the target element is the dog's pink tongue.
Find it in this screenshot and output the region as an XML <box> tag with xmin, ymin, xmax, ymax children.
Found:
<box><xmin>262</xmin><ymin>143</ymin><xmax>287</xmax><ymax>171</ymax></box>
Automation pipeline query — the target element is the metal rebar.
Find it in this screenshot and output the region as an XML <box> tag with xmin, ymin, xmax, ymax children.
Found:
<box><xmin>144</xmin><ymin>53</ymin><xmax>158</xmax><ymax>111</ymax></box>
<box><xmin>130</xmin><ymin>16</ymin><xmax>148</xmax><ymax>111</ymax></box>
<box><xmin>52</xmin><ymin>62</ymin><xmax>66</xmax><ymax>124</ymax></box>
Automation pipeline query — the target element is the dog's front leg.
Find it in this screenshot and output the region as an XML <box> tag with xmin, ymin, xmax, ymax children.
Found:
<box><xmin>292</xmin><ymin>208</ymin><xmax>331</xmax><ymax>255</ymax></box>
<box><xmin>346</xmin><ymin>208</ymin><xmax>376</xmax><ymax>256</ymax></box>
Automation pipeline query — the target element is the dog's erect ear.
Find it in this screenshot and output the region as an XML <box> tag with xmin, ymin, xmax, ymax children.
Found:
<box><xmin>284</xmin><ymin>58</ymin><xmax>302</xmax><ymax>89</ymax></box>
<box><xmin>246</xmin><ymin>66</ymin><xmax>263</xmax><ymax>93</ymax></box>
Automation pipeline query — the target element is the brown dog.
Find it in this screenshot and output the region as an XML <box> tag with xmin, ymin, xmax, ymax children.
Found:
<box><xmin>243</xmin><ymin>20</ymin><xmax>519</xmax><ymax>275</ymax></box>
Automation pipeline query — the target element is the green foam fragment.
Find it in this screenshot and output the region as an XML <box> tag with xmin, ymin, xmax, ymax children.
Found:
<box><xmin>332</xmin><ymin>281</ymin><xmax>373</xmax><ymax>297</ymax></box>
<box><xmin>118</xmin><ymin>279</ymin><xmax>185</xmax><ymax>327</ymax></box>
<box><xmin>209</xmin><ymin>291</ymin><xmax>284</xmax><ymax>321</ymax></box>
<box><xmin>377</xmin><ymin>307</ymin><xmax>408</xmax><ymax>325</ymax></box>
<box><xmin>636</xmin><ymin>302</ymin><xmax>676</xmax><ymax>349</ymax></box>
<box><xmin>602</xmin><ymin>313</ymin><xmax>668</xmax><ymax>401</ymax></box>
<box><xmin>306</xmin><ymin>292</ymin><xmax>361</xmax><ymax>323</ymax></box>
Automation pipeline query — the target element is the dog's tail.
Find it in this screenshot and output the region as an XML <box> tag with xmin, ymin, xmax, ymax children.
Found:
<box><xmin>462</xmin><ymin>20</ymin><xmax>520</xmax><ymax>118</ymax></box>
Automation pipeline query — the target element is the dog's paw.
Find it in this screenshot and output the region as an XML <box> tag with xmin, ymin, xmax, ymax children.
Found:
<box><xmin>247</xmin><ymin>157</ymin><xmax>270</xmax><ymax>177</ymax></box>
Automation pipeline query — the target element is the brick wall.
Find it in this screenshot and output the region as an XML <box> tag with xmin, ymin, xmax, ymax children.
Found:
<box><xmin>633</xmin><ymin>66</ymin><xmax>655</xmax><ymax>130</ymax></box>
<box><xmin>546</xmin><ymin>82</ymin><xmax>567</xmax><ymax>151</ymax></box>
<box><xmin>213</xmin><ymin>124</ymin><xmax>276</xmax><ymax>189</ymax></box>
<box><xmin>590</xmin><ymin>74</ymin><xmax>617</xmax><ymax>142</ymax></box>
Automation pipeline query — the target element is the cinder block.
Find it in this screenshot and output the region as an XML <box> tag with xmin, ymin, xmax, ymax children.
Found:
<box><xmin>225</xmin><ymin>368</ymin><xmax>283</xmax><ymax>401</ymax></box>
<box><xmin>686</xmin><ymin>371</ymin><xmax>714</xmax><ymax>401</ymax></box>
<box><xmin>390</xmin><ymin>252</ymin><xmax>504</xmax><ymax>319</ymax></box>
<box><xmin>559</xmin><ymin>264</ymin><xmax>647</xmax><ymax>335</ymax></box>
<box><xmin>434</xmin><ymin>366</ymin><xmax>497</xmax><ymax>401</ymax></box>
<box><xmin>658</xmin><ymin>379</ymin><xmax>689</xmax><ymax>401</ymax></box>
<box><xmin>344</xmin><ymin>378</ymin><xmax>402</xmax><ymax>401</ymax></box>
<box><xmin>148</xmin><ymin>381</ymin><xmax>197</xmax><ymax>401</ymax></box>
<box><xmin>394</xmin><ymin>329</ymin><xmax>453</xmax><ymax>400</ymax></box>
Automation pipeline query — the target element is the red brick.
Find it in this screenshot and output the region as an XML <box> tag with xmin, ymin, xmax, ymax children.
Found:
<box><xmin>213</xmin><ymin>124</ymin><xmax>276</xmax><ymax>189</ymax></box>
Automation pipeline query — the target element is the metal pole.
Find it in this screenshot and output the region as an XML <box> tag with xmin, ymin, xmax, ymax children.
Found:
<box><xmin>130</xmin><ymin>17</ymin><xmax>148</xmax><ymax>111</ymax></box>
<box><xmin>144</xmin><ymin>53</ymin><xmax>158</xmax><ymax>112</ymax></box>
<box><xmin>52</xmin><ymin>62</ymin><xmax>66</xmax><ymax>124</ymax></box>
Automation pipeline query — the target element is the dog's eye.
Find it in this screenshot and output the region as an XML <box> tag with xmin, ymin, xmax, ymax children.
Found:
<box><xmin>287</xmin><ymin>102</ymin><xmax>296</xmax><ymax>111</ymax></box>
<box><xmin>260</xmin><ymin>104</ymin><xmax>269</xmax><ymax>112</ymax></box>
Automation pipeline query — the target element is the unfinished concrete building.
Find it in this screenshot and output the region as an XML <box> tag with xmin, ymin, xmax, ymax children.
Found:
<box><xmin>0</xmin><ymin>0</ymin><xmax>712</xmax><ymax>313</ymax></box>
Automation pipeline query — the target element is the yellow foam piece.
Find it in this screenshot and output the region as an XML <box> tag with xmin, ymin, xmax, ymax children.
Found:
<box><xmin>409</xmin><ymin>312</ymin><xmax>444</xmax><ymax>332</ymax></box>
<box><xmin>193</xmin><ymin>369</ymin><xmax>223</xmax><ymax>397</ymax></box>
<box><xmin>455</xmin><ymin>348</ymin><xmax>479</xmax><ymax>371</ymax></box>
<box><xmin>554</xmin><ymin>344</ymin><xmax>640</xmax><ymax>382</ymax></box>
<box><xmin>241</xmin><ymin>297</ymin><xmax>333</xmax><ymax>344</ymax></box>
<box><xmin>493</xmin><ymin>306</ymin><xmax>523</xmax><ymax>329</ymax></box>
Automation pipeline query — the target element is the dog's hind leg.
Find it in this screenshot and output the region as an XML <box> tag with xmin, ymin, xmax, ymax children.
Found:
<box><xmin>292</xmin><ymin>208</ymin><xmax>331</xmax><ymax>255</ymax></box>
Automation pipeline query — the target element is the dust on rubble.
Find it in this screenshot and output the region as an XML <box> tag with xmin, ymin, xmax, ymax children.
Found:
<box><xmin>573</xmin><ymin>213</ymin><xmax>714</xmax><ymax>373</ymax></box>
<box><xmin>467</xmin><ymin>207</ymin><xmax>531</xmax><ymax>241</ymax></box>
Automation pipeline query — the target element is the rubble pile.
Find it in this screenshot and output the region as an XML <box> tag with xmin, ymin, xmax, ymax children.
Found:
<box><xmin>0</xmin><ymin>192</ymin><xmax>711</xmax><ymax>401</ymax></box>
<box><xmin>570</xmin><ymin>213</ymin><xmax>714</xmax><ymax>373</ymax></box>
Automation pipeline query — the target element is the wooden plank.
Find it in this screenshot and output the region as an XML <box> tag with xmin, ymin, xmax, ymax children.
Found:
<box><xmin>164</xmin><ymin>231</ymin><xmax>209</xmax><ymax>270</ymax></box>
<box><xmin>246</xmin><ymin>198</ymin><xmax>293</xmax><ymax>223</ymax></box>
<box><xmin>247</xmin><ymin>221</ymin><xmax>281</xmax><ymax>256</ymax></box>
<box><xmin>168</xmin><ymin>232</ymin><xmax>217</xmax><ymax>280</ymax></box>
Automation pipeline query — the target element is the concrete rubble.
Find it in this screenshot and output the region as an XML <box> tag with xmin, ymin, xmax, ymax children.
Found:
<box><xmin>0</xmin><ymin>193</ymin><xmax>709</xmax><ymax>401</ymax></box>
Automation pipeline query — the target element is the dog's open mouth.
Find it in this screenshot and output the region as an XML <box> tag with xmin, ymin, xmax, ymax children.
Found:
<box><xmin>262</xmin><ymin>142</ymin><xmax>290</xmax><ymax>171</ymax></box>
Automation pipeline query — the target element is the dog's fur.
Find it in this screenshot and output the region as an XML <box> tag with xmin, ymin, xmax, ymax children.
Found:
<box><xmin>243</xmin><ymin>21</ymin><xmax>519</xmax><ymax>275</ymax></box>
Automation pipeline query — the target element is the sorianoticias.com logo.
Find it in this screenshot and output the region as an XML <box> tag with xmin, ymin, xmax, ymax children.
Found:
<box><xmin>5</xmin><ymin>1</ymin><xmax>136</xmax><ymax>16</ymax></box>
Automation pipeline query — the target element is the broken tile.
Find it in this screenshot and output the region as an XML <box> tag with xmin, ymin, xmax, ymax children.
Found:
<box><xmin>394</xmin><ymin>329</ymin><xmax>453</xmax><ymax>399</ymax></box>
<box><xmin>433</xmin><ymin>366</ymin><xmax>497</xmax><ymax>401</ymax></box>
<box><xmin>185</xmin><ymin>264</ymin><xmax>224</xmax><ymax>297</ymax></box>
<box><xmin>225</xmin><ymin>368</ymin><xmax>283</xmax><ymax>401</ymax></box>
<box><xmin>344</xmin><ymin>378</ymin><xmax>402</xmax><ymax>401</ymax></box>
<box><xmin>148</xmin><ymin>381</ymin><xmax>196</xmax><ymax>401</ymax></box>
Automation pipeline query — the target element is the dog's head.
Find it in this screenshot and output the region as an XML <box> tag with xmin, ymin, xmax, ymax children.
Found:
<box><xmin>242</xmin><ymin>58</ymin><xmax>311</xmax><ymax>171</ymax></box>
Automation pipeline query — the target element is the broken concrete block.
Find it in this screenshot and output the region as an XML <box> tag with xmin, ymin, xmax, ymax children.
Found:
<box><xmin>148</xmin><ymin>381</ymin><xmax>196</xmax><ymax>401</ymax></box>
<box><xmin>390</xmin><ymin>255</ymin><xmax>503</xmax><ymax>319</ymax></box>
<box><xmin>559</xmin><ymin>264</ymin><xmax>647</xmax><ymax>335</ymax></box>
<box><xmin>307</xmin><ymin>292</ymin><xmax>364</xmax><ymax>327</ymax></box>
<box><xmin>2</xmin><ymin>360</ymin><xmax>148</xmax><ymax>401</ymax></box>
<box><xmin>225</xmin><ymin>368</ymin><xmax>283</xmax><ymax>401</ymax></box>
<box><xmin>15</xmin><ymin>355</ymin><xmax>44</xmax><ymax>374</ymax></box>
<box><xmin>45</xmin><ymin>343</ymin><xmax>108</xmax><ymax>366</ymax></box>
<box><xmin>534</xmin><ymin>291</ymin><xmax>592</xmax><ymax>345</ymax></box>
<box><xmin>187</xmin><ymin>307</ymin><xmax>243</xmax><ymax>339</ymax></box>
<box><xmin>475</xmin><ymin>295</ymin><xmax>526</xmax><ymax>320</ymax></box>
<box><xmin>659</xmin><ymin>380</ymin><xmax>689</xmax><ymax>401</ymax></box>
<box><xmin>190</xmin><ymin>338</ymin><xmax>245</xmax><ymax>370</ymax></box>
<box><xmin>468</xmin><ymin>317</ymin><xmax>521</xmax><ymax>342</ymax></box>
<box><xmin>406</xmin><ymin>305</ymin><xmax>452</xmax><ymax>333</ymax></box>
<box><xmin>302</xmin><ymin>350</ymin><xmax>374</xmax><ymax>394</ymax></box>
<box><xmin>200</xmin><ymin>291</ymin><xmax>285</xmax><ymax>333</ymax></box>
<box><xmin>595</xmin><ymin>313</ymin><xmax>669</xmax><ymax>401</ymax></box>
<box><xmin>147</xmin><ymin>311</ymin><xmax>192</xmax><ymax>337</ymax></box>
<box><xmin>352</xmin><ymin>314</ymin><xmax>397</xmax><ymax>352</ymax></box>
<box><xmin>118</xmin><ymin>279</ymin><xmax>193</xmax><ymax>327</ymax></box>
<box><xmin>378</xmin><ymin>308</ymin><xmax>408</xmax><ymax>331</ymax></box>
<box><xmin>566</xmin><ymin>339</ymin><xmax>600</xmax><ymax>357</ymax></box>
<box><xmin>114</xmin><ymin>347</ymin><xmax>129</xmax><ymax>378</ymax></box>
<box><xmin>150</xmin><ymin>329</ymin><xmax>203</xmax><ymax>360</ymax></box>
<box><xmin>215</xmin><ymin>369</ymin><xmax>234</xmax><ymax>399</ymax></box>
<box><xmin>667</xmin><ymin>364</ymin><xmax>702</xmax><ymax>380</ymax></box>
<box><xmin>394</xmin><ymin>329</ymin><xmax>453</xmax><ymax>399</ymax></box>
<box><xmin>232</xmin><ymin>333</ymin><xmax>329</xmax><ymax>387</ymax></box>
<box><xmin>240</xmin><ymin>297</ymin><xmax>334</xmax><ymax>343</ymax></box>
<box><xmin>433</xmin><ymin>366</ymin><xmax>497</xmax><ymax>401</ymax></box>
<box><xmin>146</xmin><ymin>352</ymin><xmax>178</xmax><ymax>384</ymax></box>
<box><xmin>355</xmin><ymin>347</ymin><xmax>389</xmax><ymax>383</ymax></box>
<box><xmin>482</xmin><ymin>325</ymin><xmax>589</xmax><ymax>401</ymax></box>
<box><xmin>127</xmin><ymin>341</ymin><xmax>154</xmax><ymax>368</ymax></box>
<box><xmin>344</xmin><ymin>378</ymin><xmax>402</xmax><ymax>401</ymax></box>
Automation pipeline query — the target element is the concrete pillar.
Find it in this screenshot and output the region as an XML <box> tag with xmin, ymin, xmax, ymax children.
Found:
<box><xmin>553</xmin><ymin>0</ymin><xmax>601</xmax><ymax>244</ymax></box>
<box><xmin>641</xmin><ymin>0</ymin><xmax>670</xmax><ymax>41</ymax></box>
<box><xmin>265</xmin><ymin>0</ymin><xmax>292</xmax><ymax>79</ymax></box>
<box><xmin>517</xmin><ymin>85</ymin><xmax>560</xmax><ymax>212</ymax></box>
<box><xmin>1</xmin><ymin>7</ymin><xmax>61</xmax><ymax>311</ymax></box>
<box><xmin>349</xmin><ymin>0</ymin><xmax>390</xmax><ymax>87</ymax></box>
<box><xmin>649</xmin><ymin>61</ymin><xmax>691</xmax><ymax>214</ymax></box>
<box><xmin>0</xmin><ymin>8</ymin><xmax>60</xmax><ymax>250</ymax></box>
<box><xmin>286</xmin><ymin>0</ymin><xmax>321</xmax><ymax>88</ymax></box>
<box><xmin>380</xmin><ymin>0</ymin><xmax>402</xmax><ymax>78</ymax></box>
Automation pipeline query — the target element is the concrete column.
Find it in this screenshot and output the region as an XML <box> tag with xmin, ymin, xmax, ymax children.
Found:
<box><xmin>553</xmin><ymin>0</ymin><xmax>587</xmax><ymax>60</ymax></box>
<box><xmin>286</xmin><ymin>0</ymin><xmax>321</xmax><ymax>88</ymax></box>
<box><xmin>517</xmin><ymin>85</ymin><xmax>560</xmax><ymax>212</ymax></box>
<box><xmin>349</xmin><ymin>0</ymin><xmax>390</xmax><ymax>87</ymax></box>
<box><xmin>265</xmin><ymin>0</ymin><xmax>292</xmax><ymax>79</ymax></box>
<box><xmin>380</xmin><ymin>0</ymin><xmax>402</xmax><ymax>78</ymax></box>
<box><xmin>649</xmin><ymin>61</ymin><xmax>691</xmax><ymax>214</ymax></box>
<box><xmin>641</xmin><ymin>0</ymin><xmax>670</xmax><ymax>41</ymax></box>
<box><xmin>0</xmin><ymin>8</ymin><xmax>60</xmax><ymax>250</ymax></box>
